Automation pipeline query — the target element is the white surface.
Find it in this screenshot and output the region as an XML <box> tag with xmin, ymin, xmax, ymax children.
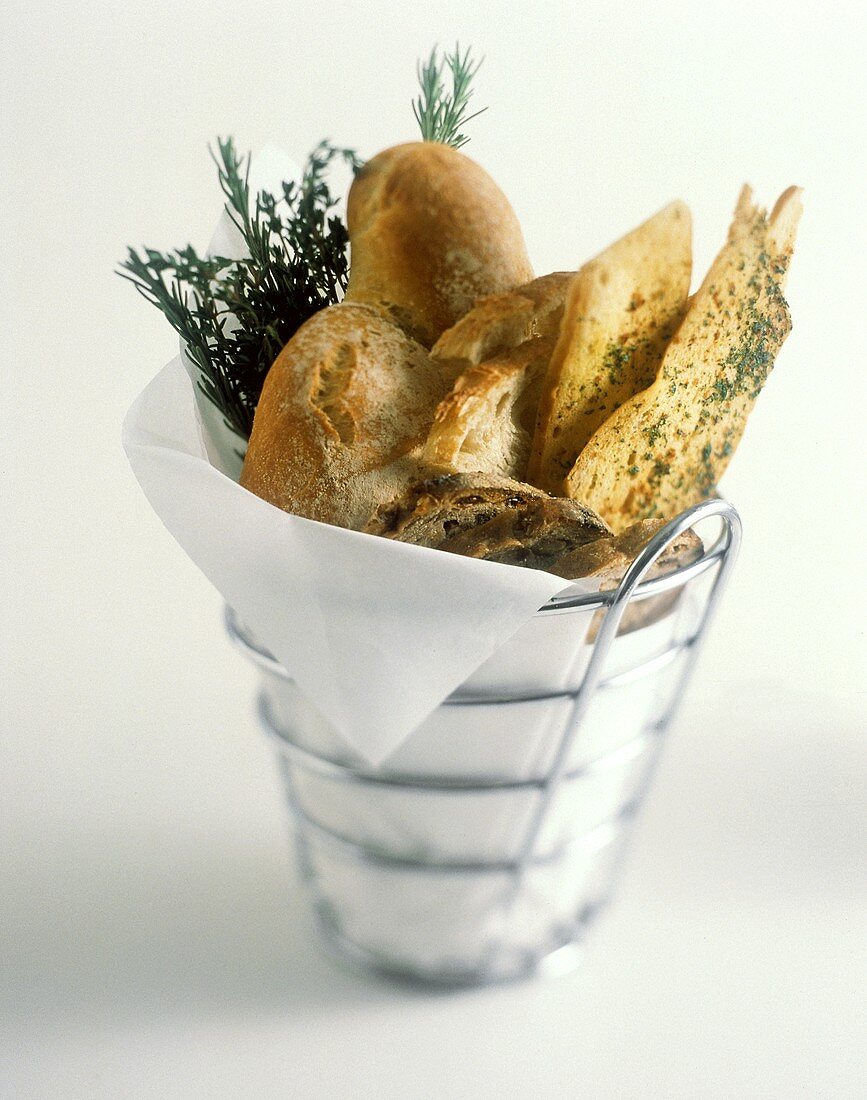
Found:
<box><xmin>3</xmin><ymin>1</ymin><xmax>866</xmax><ymax>1096</ymax></box>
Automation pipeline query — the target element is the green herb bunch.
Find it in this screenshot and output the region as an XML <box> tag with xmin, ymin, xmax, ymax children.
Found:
<box><xmin>120</xmin><ymin>48</ymin><xmax>485</xmax><ymax>441</ymax></box>
<box><xmin>119</xmin><ymin>138</ymin><xmax>360</xmax><ymax>440</ymax></box>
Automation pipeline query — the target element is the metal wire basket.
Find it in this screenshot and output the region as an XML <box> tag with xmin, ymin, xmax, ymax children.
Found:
<box><xmin>226</xmin><ymin>498</ymin><xmax>741</xmax><ymax>986</ymax></box>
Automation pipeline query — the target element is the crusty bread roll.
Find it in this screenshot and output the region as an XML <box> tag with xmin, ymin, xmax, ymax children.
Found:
<box><xmin>364</xmin><ymin>472</ymin><xmax>611</xmax><ymax>566</ymax></box>
<box><xmin>422</xmin><ymin>273</ymin><xmax>574</xmax><ymax>479</ymax></box>
<box><xmin>343</xmin><ymin>142</ymin><xmax>534</xmax><ymax>347</ymax></box>
<box><xmin>551</xmin><ymin>519</ymin><xmax>702</xmax><ymax>583</ymax></box>
<box><xmin>240</xmin><ymin>303</ymin><xmax>456</xmax><ymax>528</ymax></box>
<box><xmin>422</xmin><ymin>338</ymin><xmax>556</xmax><ymax>480</ymax></box>
<box><xmin>431</xmin><ymin>271</ymin><xmax>573</xmax><ymax>365</ymax></box>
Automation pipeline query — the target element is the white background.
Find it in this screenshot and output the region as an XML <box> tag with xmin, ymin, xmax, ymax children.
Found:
<box><xmin>3</xmin><ymin>1</ymin><xmax>866</xmax><ymax>1096</ymax></box>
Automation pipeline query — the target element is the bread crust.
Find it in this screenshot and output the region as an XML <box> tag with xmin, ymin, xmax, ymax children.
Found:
<box><xmin>563</xmin><ymin>520</ymin><xmax>704</xmax><ymax>638</ymax></box>
<box><xmin>343</xmin><ymin>143</ymin><xmax>534</xmax><ymax>347</ymax></box>
<box><xmin>239</xmin><ymin>303</ymin><xmax>455</xmax><ymax>528</ymax></box>
<box><xmin>431</xmin><ymin>271</ymin><xmax>573</xmax><ymax>364</ymax></box>
<box><xmin>565</xmin><ymin>186</ymin><xmax>802</xmax><ymax>531</ymax></box>
<box><xmin>422</xmin><ymin>337</ymin><xmax>556</xmax><ymax>479</ymax></box>
<box><xmin>422</xmin><ymin>273</ymin><xmax>574</xmax><ymax>479</ymax></box>
<box><xmin>528</xmin><ymin>201</ymin><xmax>692</xmax><ymax>493</ymax></box>
<box><xmin>363</xmin><ymin>472</ymin><xmax>702</xmax><ymax>638</ymax></box>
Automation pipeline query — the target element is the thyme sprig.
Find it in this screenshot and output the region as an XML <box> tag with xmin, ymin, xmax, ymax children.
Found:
<box><xmin>119</xmin><ymin>138</ymin><xmax>360</xmax><ymax>440</ymax></box>
<box><xmin>412</xmin><ymin>44</ymin><xmax>486</xmax><ymax>149</ymax></box>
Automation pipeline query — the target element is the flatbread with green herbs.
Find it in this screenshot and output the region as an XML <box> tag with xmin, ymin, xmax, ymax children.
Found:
<box><xmin>565</xmin><ymin>185</ymin><xmax>802</xmax><ymax>532</ymax></box>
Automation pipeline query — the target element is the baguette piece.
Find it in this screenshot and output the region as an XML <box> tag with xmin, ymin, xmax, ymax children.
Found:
<box><xmin>528</xmin><ymin>201</ymin><xmax>692</xmax><ymax>493</ymax></box>
<box><xmin>343</xmin><ymin>142</ymin><xmax>534</xmax><ymax>348</ymax></box>
<box><xmin>240</xmin><ymin>303</ymin><xmax>455</xmax><ymax>528</ymax></box>
<box><xmin>565</xmin><ymin>186</ymin><xmax>802</xmax><ymax>531</ymax></box>
<box><xmin>431</xmin><ymin>272</ymin><xmax>574</xmax><ymax>365</ymax></box>
<box><xmin>422</xmin><ymin>273</ymin><xmax>574</xmax><ymax>479</ymax></box>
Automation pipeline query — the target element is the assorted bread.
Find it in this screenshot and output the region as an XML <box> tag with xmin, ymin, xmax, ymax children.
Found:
<box><xmin>241</xmin><ymin>140</ymin><xmax>802</xmax><ymax>587</ymax></box>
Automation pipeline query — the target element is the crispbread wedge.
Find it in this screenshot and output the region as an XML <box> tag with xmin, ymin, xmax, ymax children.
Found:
<box><xmin>528</xmin><ymin>202</ymin><xmax>692</xmax><ymax>493</ymax></box>
<box><xmin>565</xmin><ymin>185</ymin><xmax>802</xmax><ymax>531</ymax></box>
<box><xmin>421</xmin><ymin>273</ymin><xmax>574</xmax><ymax>479</ymax></box>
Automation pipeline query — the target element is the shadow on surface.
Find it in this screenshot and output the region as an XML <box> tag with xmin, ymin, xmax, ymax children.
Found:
<box><xmin>5</xmin><ymin>681</ymin><xmax>864</xmax><ymax>1030</ymax></box>
<box><xmin>2</xmin><ymin>831</ymin><xmax>460</xmax><ymax>1028</ymax></box>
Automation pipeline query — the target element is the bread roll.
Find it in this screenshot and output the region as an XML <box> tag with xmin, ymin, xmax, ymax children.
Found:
<box><xmin>364</xmin><ymin>472</ymin><xmax>611</xmax><ymax>566</ymax></box>
<box><xmin>422</xmin><ymin>338</ymin><xmax>556</xmax><ymax>480</ymax></box>
<box><xmin>551</xmin><ymin>519</ymin><xmax>702</xmax><ymax>583</ymax></box>
<box><xmin>431</xmin><ymin>271</ymin><xmax>573</xmax><ymax>365</ymax></box>
<box><xmin>556</xmin><ymin>520</ymin><xmax>704</xmax><ymax>638</ymax></box>
<box><xmin>343</xmin><ymin>142</ymin><xmax>534</xmax><ymax>347</ymax></box>
<box><xmin>365</xmin><ymin>474</ymin><xmax>702</xmax><ymax>638</ymax></box>
<box><xmin>240</xmin><ymin>303</ymin><xmax>455</xmax><ymax>528</ymax></box>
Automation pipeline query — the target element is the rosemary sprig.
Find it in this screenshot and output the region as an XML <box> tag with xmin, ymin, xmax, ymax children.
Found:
<box><xmin>119</xmin><ymin>138</ymin><xmax>360</xmax><ymax>440</ymax></box>
<box><xmin>412</xmin><ymin>44</ymin><xmax>487</xmax><ymax>149</ymax></box>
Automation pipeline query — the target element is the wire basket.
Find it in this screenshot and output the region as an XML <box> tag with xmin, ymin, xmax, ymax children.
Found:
<box><xmin>226</xmin><ymin>498</ymin><xmax>741</xmax><ymax>986</ymax></box>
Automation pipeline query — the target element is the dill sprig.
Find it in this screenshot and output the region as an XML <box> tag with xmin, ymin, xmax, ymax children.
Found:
<box><xmin>412</xmin><ymin>44</ymin><xmax>486</xmax><ymax>149</ymax></box>
<box><xmin>119</xmin><ymin>138</ymin><xmax>360</xmax><ymax>440</ymax></box>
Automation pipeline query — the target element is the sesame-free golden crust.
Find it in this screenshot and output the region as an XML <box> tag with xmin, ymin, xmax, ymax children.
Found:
<box><xmin>343</xmin><ymin>143</ymin><xmax>534</xmax><ymax>347</ymax></box>
<box><xmin>565</xmin><ymin>185</ymin><xmax>802</xmax><ymax>532</ymax></box>
<box><xmin>528</xmin><ymin>201</ymin><xmax>692</xmax><ymax>493</ymax></box>
<box><xmin>239</xmin><ymin>303</ymin><xmax>455</xmax><ymax>528</ymax></box>
<box><xmin>430</xmin><ymin>271</ymin><xmax>573</xmax><ymax>364</ymax></box>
